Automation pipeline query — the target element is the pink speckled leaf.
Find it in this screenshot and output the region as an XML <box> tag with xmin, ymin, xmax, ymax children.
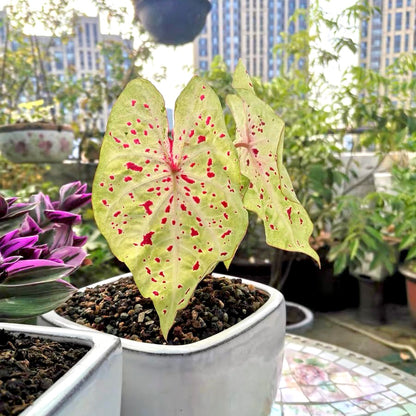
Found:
<box><xmin>227</xmin><ymin>61</ymin><xmax>319</xmax><ymax>264</ymax></box>
<box><xmin>92</xmin><ymin>77</ymin><xmax>248</xmax><ymax>339</ymax></box>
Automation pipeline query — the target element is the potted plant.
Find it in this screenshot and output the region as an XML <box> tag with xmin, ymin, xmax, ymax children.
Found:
<box><xmin>391</xmin><ymin>163</ymin><xmax>416</xmax><ymax>322</ymax></box>
<box><xmin>328</xmin><ymin>191</ymin><xmax>399</xmax><ymax>324</ymax></box>
<box><xmin>133</xmin><ymin>0</ymin><xmax>212</xmax><ymax>45</ymax></box>
<box><xmin>40</xmin><ymin>61</ymin><xmax>319</xmax><ymax>416</ymax></box>
<box><xmin>1</xmin><ymin>323</ymin><xmax>122</xmax><ymax>416</ymax></box>
<box><xmin>0</xmin><ymin>182</ymin><xmax>123</xmax><ymax>415</ymax></box>
<box><xmin>0</xmin><ymin>5</ymin><xmax>77</xmax><ymax>164</ymax></box>
<box><xmin>0</xmin><ymin>120</ymin><xmax>75</xmax><ymax>164</ymax></box>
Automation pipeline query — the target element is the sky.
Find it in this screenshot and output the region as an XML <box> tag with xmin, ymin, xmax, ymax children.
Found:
<box><xmin>0</xmin><ymin>0</ymin><xmax>357</xmax><ymax>109</ymax></box>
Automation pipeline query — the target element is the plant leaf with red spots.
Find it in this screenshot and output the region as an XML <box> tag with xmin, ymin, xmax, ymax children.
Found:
<box><xmin>226</xmin><ymin>61</ymin><xmax>320</xmax><ymax>265</ymax></box>
<box><xmin>92</xmin><ymin>77</ymin><xmax>248</xmax><ymax>339</ymax></box>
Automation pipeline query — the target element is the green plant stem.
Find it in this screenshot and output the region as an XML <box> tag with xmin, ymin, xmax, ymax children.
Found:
<box><xmin>269</xmin><ymin>249</ymin><xmax>295</xmax><ymax>291</ymax></box>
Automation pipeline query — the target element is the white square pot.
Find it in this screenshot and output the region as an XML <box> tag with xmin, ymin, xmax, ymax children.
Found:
<box><xmin>39</xmin><ymin>273</ymin><xmax>286</xmax><ymax>416</ymax></box>
<box><xmin>1</xmin><ymin>323</ymin><xmax>122</xmax><ymax>416</ymax></box>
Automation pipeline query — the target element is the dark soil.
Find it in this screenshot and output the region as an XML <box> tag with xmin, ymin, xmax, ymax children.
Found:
<box><xmin>286</xmin><ymin>304</ymin><xmax>306</xmax><ymax>326</ymax></box>
<box><xmin>56</xmin><ymin>275</ymin><xmax>269</xmax><ymax>345</ymax></box>
<box><xmin>0</xmin><ymin>330</ymin><xmax>89</xmax><ymax>415</ymax></box>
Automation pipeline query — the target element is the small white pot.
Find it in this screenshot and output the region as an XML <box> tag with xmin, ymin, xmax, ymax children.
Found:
<box><xmin>1</xmin><ymin>322</ymin><xmax>122</xmax><ymax>416</ymax></box>
<box><xmin>39</xmin><ymin>273</ymin><xmax>286</xmax><ymax>416</ymax></box>
<box><xmin>285</xmin><ymin>301</ymin><xmax>314</xmax><ymax>334</ymax></box>
<box><xmin>0</xmin><ymin>122</ymin><xmax>75</xmax><ymax>163</ymax></box>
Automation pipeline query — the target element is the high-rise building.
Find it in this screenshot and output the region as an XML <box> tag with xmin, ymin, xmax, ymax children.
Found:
<box><xmin>359</xmin><ymin>0</ymin><xmax>415</xmax><ymax>73</ymax></box>
<box><xmin>193</xmin><ymin>0</ymin><xmax>308</xmax><ymax>81</ymax></box>
<box><xmin>0</xmin><ymin>12</ymin><xmax>132</xmax><ymax>132</ymax></box>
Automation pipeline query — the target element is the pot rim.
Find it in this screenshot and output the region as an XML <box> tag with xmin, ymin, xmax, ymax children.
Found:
<box><xmin>399</xmin><ymin>264</ymin><xmax>416</xmax><ymax>281</ymax></box>
<box><xmin>40</xmin><ymin>272</ymin><xmax>284</xmax><ymax>355</ymax></box>
<box><xmin>285</xmin><ymin>301</ymin><xmax>314</xmax><ymax>332</ymax></box>
<box><xmin>135</xmin><ymin>0</ymin><xmax>211</xmax><ymax>12</ymax></box>
<box><xmin>0</xmin><ymin>122</ymin><xmax>73</xmax><ymax>133</ymax></box>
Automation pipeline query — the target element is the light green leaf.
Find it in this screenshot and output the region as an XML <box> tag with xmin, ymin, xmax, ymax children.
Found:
<box><xmin>0</xmin><ymin>280</ymin><xmax>76</xmax><ymax>320</ymax></box>
<box><xmin>227</xmin><ymin>61</ymin><xmax>319</xmax><ymax>265</ymax></box>
<box><xmin>92</xmin><ymin>77</ymin><xmax>248</xmax><ymax>339</ymax></box>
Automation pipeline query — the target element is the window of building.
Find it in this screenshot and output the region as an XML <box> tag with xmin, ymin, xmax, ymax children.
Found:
<box><xmin>396</xmin><ymin>0</ymin><xmax>403</xmax><ymax>7</ymax></box>
<box><xmin>395</xmin><ymin>12</ymin><xmax>402</xmax><ymax>30</ymax></box>
<box><xmin>93</xmin><ymin>23</ymin><xmax>98</xmax><ymax>45</ymax></box>
<box><xmin>54</xmin><ymin>51</ymin><xmax>64</xmax><ymax>70</ymax></box>
<box><xmin>77</xmin><ymin>26</ymin><xmax>83</xmax><ymax>47</ymax></box>
<box><xmin>361</xmin><ymin>41</ymin><xmax>367</xmax><ymax>58</ymax></box>
<box><xmin>79</xmin><ymin>50</ymin><xmax>85</xmax><ymax>69</ymax></box>
<box><xmin>0</xmin><ymin>18</ymin><xmax>4</xmax><ymax>44</ymax></box>
<box><xmin>95</xmin><ymin>52</ymin><xmax>100</xmax><ymax>69</ymax></box>
<box><xmin>85</xmin><ymin>23</ymin><xmax>91</xmax><ymax>47</ymax></box>
<box><xmin>406</xmin><ymin>11</ymin><xmax>410</xmax><ymax>29</ymax></box>
<box><xmin>386</xmin><ymin>58</ymin><xmax>389</xmax><ymax>67</ymax></box>
<box><xmin>299</xmin><ymin>14</ymin><xmax>306</xmax><ymax>30</ymax></box>
<box><xmin>405</xmin><ymin>33</ymin><xmax>409</xmax><ymax>51</ymax></box>
<box><xmin>394</xmin><ymin>34</ymin><xmax>401</xmax><ymax>52</ymax></box>
<box><xmin>388</xmin><ymin>0</ymin><xmax>392</xmax><ymax>8</ymax></box>
<box><xmin>386</xmin><ymin>35</ymin><xmax>391</xmax><ymax>53</ymax></box>
<box><xmin>362</xmin><ymin>20</ymin><xmax>368</xmax><ymax>37</ymax></box>
<box><xmin>87</xmin><ymin>51</ymin><xmax>92</xmax><ymax>69</ymax></box>
<box><xmin>387</xmin><ymin>13</ymin><xmax>392</xmax><ymax>31</ymax></box>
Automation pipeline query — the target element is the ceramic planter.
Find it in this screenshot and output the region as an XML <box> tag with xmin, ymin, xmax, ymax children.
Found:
<box><xmin>133</xmin><ymin>0</ymin><xmax>211</xmax><ymax>45</ymax></box>
<box><xmin>285</xmin><ymin>301</ymin><xmax>314</xmax><ymax>334</ymax></box>
<box><xmin>39</xmin><ymin>272</ymin><xmax>285</xmax><ymax>416</ymax></box>
<box><xmin>0</xmin><ymin>122</ymin><xmax>75</xmax><ymax>163</ymax></box>
<box><xmin>1</xmin><ymin>322</ymin><xmax>122</xmax><ymax>416</ymax></box>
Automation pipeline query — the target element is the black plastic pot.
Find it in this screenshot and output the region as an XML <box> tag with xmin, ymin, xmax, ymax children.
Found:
<box><xmin>133</xmin><ymin>0</ymin><xmax>211</xmax><ymax>45</ymax></box>
<box><xmin>356</xmin><ymin>274</ymin><xmax>386</xmax><ymax>325</ymax></box>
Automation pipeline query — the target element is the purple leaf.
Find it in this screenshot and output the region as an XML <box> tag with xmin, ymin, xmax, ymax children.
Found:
<box><xmin>48</xmin><ymin>246</ymin><xmax>87</xmax><ymax>268</ymax></box>
<box><xmin>72</xmin><ymin>234</ymin><xmax>88</xmax><ymax>247</ymax></box>
<box><xmin>4</xmin><ymin>259</ymin><xmax>73</xmax><ymax>284</ymax></box>
<box><xmin>1</xmin><ymin>235</ymin><xmax>39</xmax><ymax>257</ymax></box>
<box><xmin>44</xmin><ymin>210</ymin><xmax>82</xmax><ymax>225</ymax></box>
<box><xmin>0</xmin><ymin>196</ymin><xmax>8</xmax><ymax>217</ymax></box>
<box><xmin>19</xmin><ymin>216</ymin><xmax>43</xmax><ymax>236</ymax></box>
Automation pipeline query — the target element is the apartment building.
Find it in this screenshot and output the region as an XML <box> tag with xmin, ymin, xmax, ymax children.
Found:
<box><xmin>193</xmin><ymin>0</ymin><xmax>308</xmax><ymax>81</ymax></box>
<box><xmin>360</xmin><ymin>0</ymin><xmax>415</xmax><ymax>73</ymax></box>
<box><xmin>0</xmin><ymin>12</ymin><xmax>132</xmax><ymax>132</ymax></box>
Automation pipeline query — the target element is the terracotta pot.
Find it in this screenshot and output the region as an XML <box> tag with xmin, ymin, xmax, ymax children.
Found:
<box><xmin>39</xmin><ymin>272</ymin><xmax>285</xmax><ymax>416</ymax></box>
<box><xmin>133</xmin><ymin>0</ymin><xmax>211</xmax><ymax>45</ymax></box>
<box><xmin>0</xmin><ymin>122</ymin><xmax>75</xmax><ymax>163</ymax></box>
<box><xmin>399</xmin><ymin>264</ymin><xmax>416</xmax><ymax>323</ymax></box>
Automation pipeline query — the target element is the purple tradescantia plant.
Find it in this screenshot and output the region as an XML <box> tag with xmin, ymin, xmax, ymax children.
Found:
<box><xmin>0</xmin><ymin>181</ymin><xmax>91</xmax><ymax>321</ymax></box>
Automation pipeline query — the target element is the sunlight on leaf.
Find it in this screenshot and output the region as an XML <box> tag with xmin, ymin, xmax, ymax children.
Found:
<box><xmin>227</xmin><ymin>60</ymin><xmax>320</xmax><ymax>265</ymax></box>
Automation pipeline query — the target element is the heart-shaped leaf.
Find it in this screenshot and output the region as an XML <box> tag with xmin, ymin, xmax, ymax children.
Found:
<box><xmin>227</xmin><ymin>61</ymin><xmax>319</xmax><ymax>264</ymax></box>
<box><xmin>92</xmin><ymin>76</ymin><xmax>248</xmax><ymax>339</ymax></box>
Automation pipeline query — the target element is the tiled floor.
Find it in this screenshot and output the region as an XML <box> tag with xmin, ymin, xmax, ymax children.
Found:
<box><xmin>272</xmin><ymin>334</ymin><xmax>416</xmax><ymax>415</ymax></box>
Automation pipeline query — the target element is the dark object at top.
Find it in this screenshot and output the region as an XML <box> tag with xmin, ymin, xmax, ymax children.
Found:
<box><xmin>133</xmin><ymin>0</ymin><xmax>211</xmax><ymax>45</ymax></box>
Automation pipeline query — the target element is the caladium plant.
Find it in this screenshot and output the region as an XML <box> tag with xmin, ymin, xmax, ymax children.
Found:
<box><xmin>93</xmin><ymin>61</ymin><xmax>319</xmax><ymax>339</ymax></box>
